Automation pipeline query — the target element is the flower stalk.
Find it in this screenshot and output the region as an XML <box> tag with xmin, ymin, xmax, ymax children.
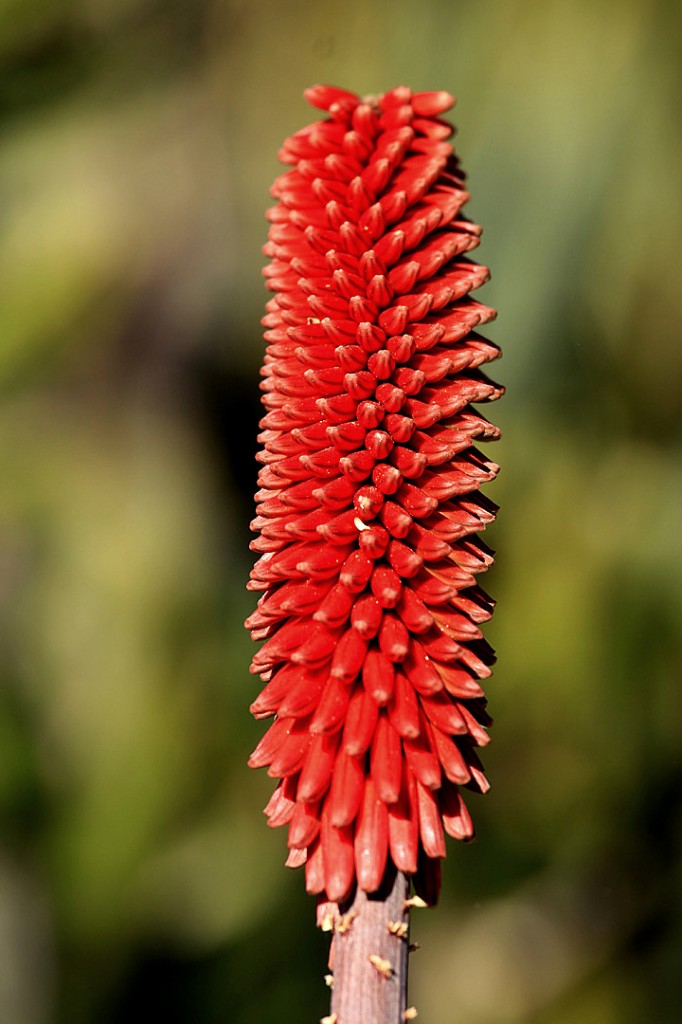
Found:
<box><xmin>327</xmin><ymin>867</ymin><xmax>410</xmax><ymax>1024</ymax></box>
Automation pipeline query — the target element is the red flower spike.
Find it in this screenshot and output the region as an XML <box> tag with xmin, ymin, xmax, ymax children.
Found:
<box><xmin>247</xmin><ymin>85</ymin><xmax>502</xmax><ymax>906</ymax></box>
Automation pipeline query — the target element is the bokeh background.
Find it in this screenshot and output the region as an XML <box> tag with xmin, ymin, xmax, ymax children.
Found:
<box><xmin>1</xmin><ymin>0</ymin><xmax>681</xmax><ymax>1021</ymax></box>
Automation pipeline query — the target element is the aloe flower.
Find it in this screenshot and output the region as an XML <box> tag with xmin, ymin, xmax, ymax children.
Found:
<box><xmin>246</xmin><ymin>84</ymin><xmax>501</xmax><ymax>908</ymax></box>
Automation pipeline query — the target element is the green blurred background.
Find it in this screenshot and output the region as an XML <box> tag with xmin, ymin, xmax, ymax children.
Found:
<box><xmin>1</xmin><ymin>0</ymin><xmax>681</xmax><ymax>1021</ymax></box>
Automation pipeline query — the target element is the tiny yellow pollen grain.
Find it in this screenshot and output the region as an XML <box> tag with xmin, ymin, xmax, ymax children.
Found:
<box><xmin>320</xmin><ymin>1015</ymin><xmax>337</xmax><ymax>1024</ymax></box>
<box><xmin>404</xmin><ymin>1007</ymin><xmax>419</xmax><ymax>1021</ymax></box>
<box><xmin>335</xmin><ymin>910</ymin><xmax>357</xmax><ymax>934</ymax></box>
<box><xmin>404</xmin><ymin>895</ymin><xmax>428</xmax><ymax>910</ymax></box>
<box><xmin>387</xmin><ymin>920</ymin><xmax>409</xmax><ymax>938</ymax></box>
<box><xmin>324</xmin><ymin>974</ymin><xmax>334</xmax><ymax>989</ymax></box>
<box><xmin>353</xmin><ymin>516</ymin><xmax>370</xmax><ymax>531</ymax></box>
<box><xmin>368</xmin><ymin>954</ymin><xmax>393</xmax><ymax>978</ymax></box>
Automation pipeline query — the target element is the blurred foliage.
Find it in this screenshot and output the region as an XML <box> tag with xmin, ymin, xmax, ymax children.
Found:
<box><xmin>0</xmin><ymin>0</ymin><xmax>681</xmax><ymax>1021</ymax></box>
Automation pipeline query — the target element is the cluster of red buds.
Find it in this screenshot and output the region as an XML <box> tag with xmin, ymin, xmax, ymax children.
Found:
<box><xmin>246</xmin><ymin>84</ymin><xmax>502</xmax><ymax>907</ymax></box>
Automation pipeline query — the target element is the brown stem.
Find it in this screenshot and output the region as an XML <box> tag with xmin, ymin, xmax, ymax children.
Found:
<box><xmin>328</xmin><ymin>868</ymin><xmax>411</xmax><ymax>1024</ymax></box>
